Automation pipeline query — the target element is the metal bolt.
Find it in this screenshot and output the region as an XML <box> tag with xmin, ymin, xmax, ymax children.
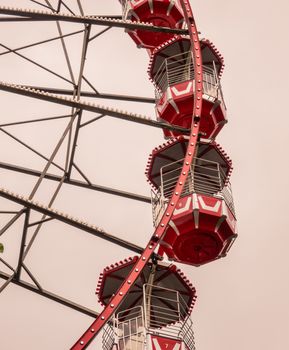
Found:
<box><xmin>91</xmin><ymin>329</ymin><xmax>95</xmax><ymax>333</ymax></box>
<box><xmin>80</xmin><ymin>341</ymin><xmax>84</xmax><ymax>345</ymax></box>
<box><xmin>101</xmin><ymin>316</ymin><xmax>105</xmax><ymax>320</ymax></box>
<box><xmin>127</xmin><ymin>280</ymin><xmax>131</xmax><ymax>284</ymax></box>
<box><xmin>142</xmin><ymin>257</ymin><xmax>146</xmax><ymax>261</ymax></box>
<box><xmin>175</xmin><ymin>192</ymin><xmax>179</xmax><ymax>195</ymax></box>
<box><xmin>119</xmin><ymin>292</ymin><xmax>123</xmax><ymax>296</ymax></box>
<box><xmin>110</xmin><ymin>304</ymin><xmax>114</xmax><ymax>308</ymax></box>
<box><xmin>149</xmin><ymin>246</ymin><xmax>153</xmax><ymax>249</ymax></box>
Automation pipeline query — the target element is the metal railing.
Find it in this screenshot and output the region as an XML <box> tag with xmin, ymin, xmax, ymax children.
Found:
<box><xmin>151</xmin><ymin>157</ymin><xmax>235</xmax><ymax>226</ymax></box>
<box><xmin>102</xmin><ymin>323</ymin><xmax>116</xmax><ymax>350</ymax></box>
<box><xmin>115</xmin><ymin>306</ymin><xmax>145</xmax><ymax>350</ymax></box>
<box><xmin>143</xmin><ymin>284</ymin><xmax>195</xmax><ymax>350</ymax></box>
<box><xmin>102</xmin><ymin>285</ymin><xmax>196</xmax><ymax>350</ymax></box>
<box><xmin>153</xmin><ymin>50</ymin><xmax>225</xmax><ymax>106</ymax></box>
<box><xmin>119</xmin><ymin>0</ymin><xmax>130</xmax><ymax>19</ymax></box>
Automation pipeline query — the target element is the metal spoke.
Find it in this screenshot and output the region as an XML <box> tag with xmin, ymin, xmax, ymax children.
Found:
<box><xmin>88</xmin><ymin>26</ymin><xmax>112</xmax><ymax>43</ymax></box>
<box><xmin>0</xmin><ymin>127</ymin><xmax>65</xmax><ymax>172</ymax></box>
<box><xmin>79</xmin><ymin>114</ymin><xmax>105</xmax><ymax>128</ymax></box>
<box><xmin>0</xmin><ymin>161</ymin><xmax>151</xmax><ymax>203</ymax></box>
<box><xmin>15</xmin><ymin>209</ymin><xmax>30</xmax><ymax>280</ymax></box>
<box><xmin>22</xmin><ymin>263</ymin><xmax>43</xmax><ymax>291</ymax></box>
<box><xmin>0</xmin><ymin>209</ymin><xmax>25</xmax><ymax>237</ymax></box>
<box><xmin>23</xmin><ymin>85</ymin><xmax>155</xmax><ymax>103</ymax></box>
<box><xmin>0</xmin><ymin>82</ymin><xmax>190</xmax><ymax>134</ymax></box>
<box><xmin>0</xmin><ymin>43</ymin><xmax>74</xmax><ymax>85</ymax></box>
<box><xmin>0</xmin><ymin>187</ymin><xmax>147</xmax><ymax>255</ymax></box>
<box><xmin>0</xmin><ymin>7</ymin><xmax>188</xmax><ymax>34</ymax></box>
<box><xmin>0</xmin><ymin>114</ymin><xmax>71</xmax><ymax>128</ymax></box>
<box><xmin>0</xmin><ymin>29</ymin><xmax>84</xmax><ymax>57</ymax></box>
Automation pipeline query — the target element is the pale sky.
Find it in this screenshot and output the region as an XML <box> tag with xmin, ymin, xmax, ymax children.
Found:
<box><xmin>0</xmin><ymin>1</ymin><xmax>288</xmax><ymax>349</ymax></box>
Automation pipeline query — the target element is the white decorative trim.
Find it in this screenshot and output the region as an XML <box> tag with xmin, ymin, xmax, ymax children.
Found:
<box><xmin>171</xmin><ymin>81</ymin><xmax>193</xmax><ymax>96</ymax></box>
<box><xmin>198</xmin><ymin>196</ymin><xmax>221</xmax><ymax>212</ymax></box>
<box><xmin>174</xmin><ymin>196</ymin><xmax>191</xmax><ymax>215</ymax></box>
<box><xmin>167</xmin><ymin>88</ymin><xmax>180</xmax><ymax>113</ymax></box>
<box><xmin>168</xmin><ymin>220</ymin><xmax>180</xmax><ymax>236</ymax></box>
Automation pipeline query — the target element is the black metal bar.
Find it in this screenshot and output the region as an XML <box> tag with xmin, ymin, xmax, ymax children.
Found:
<box><xmin>88</xmin><ymin>26</ymin><xmax>111</xmax><ymax>42</ymax></box>
<box><xmin>67</xmin><ymin>112</ymin><xmax>82</xmax><ymax>179</ymax></box>
<box><xmin>0</xmin><ymin>161</ymin><xmax>151</xmax><ymax>203</ymax></box>
<box><xmin>79</xmin><ymin>114</ymin><xmax>105</xmax><ymax>128</ymax></box>
<box><xmin>56</xmin><ymin>0</ymin><xmax>76</xmax><ymax>15</ymax></box>
<box><xmin>0</xmin><ymin>17</ymin><xmax>41</xmax><ymax>22</ymax></box>
<box><xmin>15</xmin><ymin>209</ymin><xmax>30</xmax><ymax>280</ymax></box>
<box><xmin>0</xmin><ymin>257</ymin><xmax>15</xmax><ymax>272</ymax></box>
<box><xmin>0</xmin><ymin>114</ymin><xmax>71</xmax><ymax>128</ymax></box>
<box><xmin>0</xmin><ymin>270</ymin><xmax>98</xmax><ymax>318</ymax></box>
<box><xmin>0</xmin><ymin>128</ymin><xmax>65</xmax><ymax>172</ymax></box>
<box><xmin>0</xmin><ymin>29</ymin><xmax>84</xmax><ymax>57</ymax></box>
<box><xmin>22</xmin><ymin>263</ymin><xmax>43</xmax><ymax>290</ymax></box>
<box><xmin>0</xmin><ymin>211</ymin><xmax>20</xmax><ymax>214</ymax></box>
<box><xmin>30</xmin><ymin>0</ymin><xmax>53</xmax><ymax>11</ymax></box>
<box><xmin>28</xmin><ymin>217</ymin><xmax>54</xmax><ymax>228</ymax></box>
<box><xmin>0</xmin><ymin>43</ymin><xmax>74</xmax><ymax>85</ymax></box>
<box><xmin>12</xmin><ymin>85</ymin><xmax>155</xmax><ymax>103</ymax></box>
<box><xmin>72</xmin><ymin>163</ymin><xmax>92</xmax><ymax>186</ymax></box>
<box><xmin>0</xmin><ymin>83</ymin><xmax>189</xmax><ymax>134</ymax></box>
<box><xmin>0</xmin><ymin>209</ymin><xmax>25</xmax><ymax>237</ymax></box>
<box><xmin>0</xmin><ymin>7</ymin><xmax>188</xmax><ymax>34</ymax></box>
<box><xmin>0</xmin><ymin>188</ymin><xmax>145</xmax><ymax>254</ymax></box>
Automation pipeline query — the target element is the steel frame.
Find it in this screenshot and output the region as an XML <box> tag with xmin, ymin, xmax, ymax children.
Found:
<box><xmin>0</xmin><ymin>0</ymin><xmax>199</xmax><ymax>348</ymax></box>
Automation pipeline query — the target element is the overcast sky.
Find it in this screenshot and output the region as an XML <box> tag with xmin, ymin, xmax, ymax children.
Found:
<box><xmin>0</xmin><ymin>1</ymin><xmax>288</xmax><ymax>349</ymax></box>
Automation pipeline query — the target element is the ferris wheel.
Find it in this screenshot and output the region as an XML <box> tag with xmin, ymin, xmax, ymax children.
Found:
<box><xmin>0</xmin><ymin>1</ymin><xmax>237</xmax><ymax>349</ymax></box>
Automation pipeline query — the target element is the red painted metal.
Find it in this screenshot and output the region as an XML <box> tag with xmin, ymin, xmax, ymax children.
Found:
<box><xmin>121</xmin><ymin>0</ymin><xmax>185</xmax><ymax>51</ymax></box>
<box><xmin>96</xmin><ymin>256</ymin><xmax>197</xmax><ymax>314</ymax></box>
<box><xmin>145</xmin><ymin>136</ymin><xmax>236</xmax><ymax>265</ymax></box>
<box><xmin>147</xmin><ymin>35</ymin><xmax>226</xmax><ymax>139</ymax></box>
<box><xmin>70</xmin><ymin>0</ymin><xmax>203</xmax><ymax>348</ymax></box>
<box><xmin>159</xmin><ymin>193</ymin><xmax>237</xmax><ymax>265</ymax></box>
<box><xmin>150</xmin><ymin>335</ymin><xmax>186</xmax><ymax>350</ymax></box>
<box><xmin>145</xmin><ymin>135</ymin><xmax>233</xmax><ymax>189</ymax></box>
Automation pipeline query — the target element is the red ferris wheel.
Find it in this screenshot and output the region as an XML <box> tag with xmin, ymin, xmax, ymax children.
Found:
<box><xmin>0</xmin><ymin>1</ymin><xmax>237</xmax><ymax>349</ymax></box>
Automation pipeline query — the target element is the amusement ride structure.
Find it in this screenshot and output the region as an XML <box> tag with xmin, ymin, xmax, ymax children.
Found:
<box><xmin>0</xmin><ymin>1</ymin><xmax>237</xmax><ymax>349</ymax></box>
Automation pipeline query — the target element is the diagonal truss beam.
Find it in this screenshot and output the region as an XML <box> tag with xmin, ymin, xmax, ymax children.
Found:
<box><xmin>0</xmin><ymin>161</ymin><xmax>151</xmax><ymax>203</ymax></box>
<box><xmin>0</xmin><ymin>6</ymin><xmax>188</xmax><ymax>34</ymax></box>
<box><xmin>0</xmin><ymin>82</ymin><xmax>190</xmax><ymax>134</ymax></box>
<box><xmin>24</xmin><ymin>86</ymin><xmax>155</xmax><ymax>104</ymax></box>
<box><xmin>0</xmin><ymin>186</ymin><xmax>145</xmax><ymax>255</ymax></box>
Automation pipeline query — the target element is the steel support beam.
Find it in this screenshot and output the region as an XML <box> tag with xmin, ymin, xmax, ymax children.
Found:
<box><xmin>0</xmin><ymin>161</ymin><xmax>151</xmax><ymax>203</ymax></box>
<box><xmin>15</xmin><ymin>209</ymin><xmax>30</xmax><ymax>280</ymax></box>
<box><xmin>0</xmin><ymin>82</ymin><xmax>190</xmax><ymax>134</ymax></box>
<box><xmin>0</xmin><ymin>7</ymin><xmax>188</xmax><ymax>34</ymax></box>
<box><xmin>0</xmin><ymin>187</ymin><xmax>145</xmax><ymax>254</ymax></box>
<box><xmin>24</xmin><ymin>86</ymin><xmax>155</xmax><ymax>104</ymax></box>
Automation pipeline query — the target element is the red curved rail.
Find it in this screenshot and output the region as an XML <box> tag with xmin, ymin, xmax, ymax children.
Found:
<box><xmin>70</xmin><ymin>1</ymin><xmax>203</xmax><ymax>348</ymax></box>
